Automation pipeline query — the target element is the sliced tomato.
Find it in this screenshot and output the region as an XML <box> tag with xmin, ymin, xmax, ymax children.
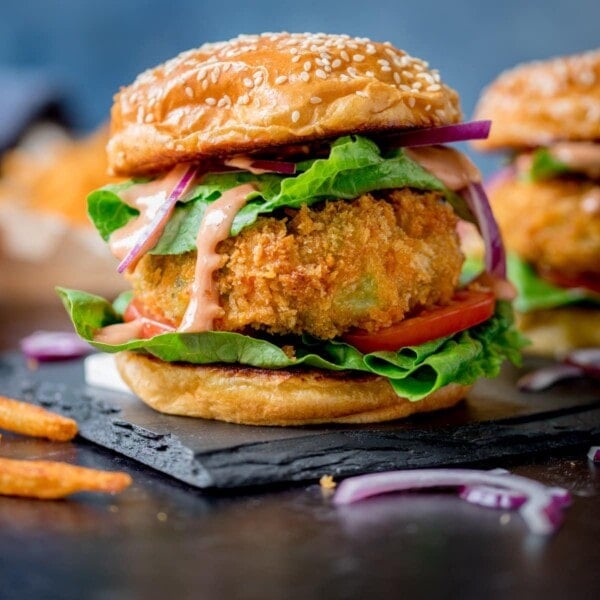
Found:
<box><xmin>342</xmin><ymin>290</ymin><xmax>495</xmax><ymax>354</ymax></box>
<box><xmin>538</xmin><ymin>269</ymin><xmax>600</xmax><ymax>296</ymax></box>
<box><xmin>123</xmin><ymin>298</ymin><xmax>176</xmax><ymax>339</ymax></box>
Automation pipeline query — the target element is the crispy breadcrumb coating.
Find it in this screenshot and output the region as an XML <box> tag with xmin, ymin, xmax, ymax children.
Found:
<box><xmin>490</xmin><ymin>178</ymin><xmax>600</xmax><ymax>276</ymax></box>
<box><xmin>126</xmin><ymin>189</ymin><xmax>463</xmax><ymax>339</ymax></box>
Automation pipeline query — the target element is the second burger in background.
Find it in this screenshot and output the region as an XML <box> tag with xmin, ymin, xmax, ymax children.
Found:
<box><xmin>60</xmin><ymin>32</ymin><xmax>524</xmax><ymax>425</ymax></box>
<box><xmin>473</xmin><ymin>50</ymin><xmax>600</xmax><ymax>356</ymax></box>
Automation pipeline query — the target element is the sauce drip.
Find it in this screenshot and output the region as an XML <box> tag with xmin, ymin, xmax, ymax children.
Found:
<box><xmin>179</xmin><ymin>183</ymin><xmax>255</xmax><ymax>332</ymax></box>
<box><xmin>109</xmin><ymin>163</ymin><xmax>196</xmax><ymax>262</ymax></box>
<box><xmin>94</xmin><ymin>320</ymin><xmax>143</xmax><ymax>345</ymax></box>
<box><xmin>405</xmin><ymin>146</ymin><xmax>481</xmax><ymax>191</ymax></box>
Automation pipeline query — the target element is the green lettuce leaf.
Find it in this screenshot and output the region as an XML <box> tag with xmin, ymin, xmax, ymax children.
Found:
<box><xmin>527</xmin><ymin>148</ymin><xmax>571</xmax><ymax>182</ymax></box>
<box><xmin>87</xmin><ymin>136</ymin><xmax>472</xmax><ymax>256</ymax></box>
<box><xmin>464</xmin><ymin>253</ymin><xmax>600</xmax><ymax>312</ymax></box>
<box><xmin>508</xmin><ymin>254</ymin><xmax>600</xmax><ymax>312</ymax></box>
<box><xmin>57</xmin><ymin>287</ymin><xmax>525</xmax><ymax>402</ymax></box>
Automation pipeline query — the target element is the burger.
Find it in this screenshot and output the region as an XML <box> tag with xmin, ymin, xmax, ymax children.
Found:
<box><xmin>59</xmin><ymin>32</ymin><xmax>524</xmax><ymax>425</ymax></box>
<box><xmin>473</xmin><ymin>50</ymin><xmax>600</xmax><ymax>356</ymax></box>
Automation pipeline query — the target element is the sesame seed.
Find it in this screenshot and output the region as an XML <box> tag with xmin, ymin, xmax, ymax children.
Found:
<box><xmin>366</xmin><ymin>44</ymin><xmax>376</xmax><ymax>55</ymax></box>
<box><xmin>196</xmin><ymin>69</ymin><xmax>207</xmax><ymax>81</ymax></box>
<box><xmin>339</xmin><ymin>74</ymin><xmax>350</xmax><ymax>82</ymax></box>
<box><xmin>304</xmin><ymin>61</ymin><xmax>312</xmax><ymax>71</ymax></box>
<box><xmin>243</xmin><ymin>78</ymin><xmax>254</xmax><ymax>88</ymax></box>
<box><xmin>393</xmin><ymin>72</ymin><xmax>401</xmax><ymax>84</ymax></box>
<box><xmin>381</xmin><ymin>65</ymin><xmax>392</xmax><ymax>72</ymax></box>
<box><xmin>356</xmin><ymin>90</ymin><xmax>368</xmax><ymax>97</ymax></box>
<box><xmin>315</xmin><ymin>69</ymin><xmax>327</xmax><ymax>79</ymax></box>
<box><xmin>427</xmin><ymin>84</ymin><xmax>441</xmax><ymax>92</ymax></box>
<box><xmin>145</xmin><ymin>114</ymin><xmax>154</xmax><ymax>123</ymax></box>
<box><xmin>211</xmin><ymin>67</ymin><xmax>220</xmax><ymax>84</ymax></box>
<box><xmin>291</xmin><ymin>110</ymin><xmax>300</xmax><ymax>123</ymax></box>
<box><xmin>408</xmin><ymin>97</ymin><xmax>416</xmax><ymax>108</ymax></box>
<box><xmin>275</xmin><ymin>75</ymin><xmax>288</xmax><ymax>84</ymax></box>
<box><xmin>238</xmin><ymin>94</ymin><xmax>250</xmax><ymax>104</ymax></box>
<box><xmin>217</xmin><ymin>97</ymin><xmax>227</xmax><ymax>107</ymax></box>
<box><xmin>176</xmin><ymin>144</ymin><xmax>185</xmax><ymax>151</ymax></box>
<box><xmin>222</xmin><ymin>63</ymin><xmax>231</xmax><ymax>73</ymax></box>
<box><xmin>412</xmin><ymin>81</ymin><xmax>423</xmax><ymax>90</ymax></box>
<box><xmin>202</xmin><ymin>79</ymin><xmax>208</xmax><ymax>90</ymax></box>
<box><xmin>377</xmin><ymin>59</ymin><xmax>390</xmax><ymax>66</ymax></box>
<box><xmin>300</xmin><ymin>71</ymin><xmax>310</xmax><ymax>82</ymax></box>
<box><xmin>166</xmin><ymin>140</ymin><xmax>175</xmax><ymax>149</ymax></box>
<box><xmin>353</xmin><ymin>54</ymin><xmax>365</xmax><ymax>62</ymax></box>
<box><xmin>205</xmin><ymin>97</ymin><xmax>217</xmax><ymax>106</ymax></box>
<box><xmin>292</xmin><ymin>55</ymin><xmax>301</xmax><ymax>63</ymax></box>
<box><xmin>185</xmin><ymin>86</ymin><xmax>194</xmax><ymax>98</ymax></box>
<box><xmin>425</xmin><ymin>104</ymin><xmax>432</xmax><ymax>111</ymax></box>
<box><xmin>332</xmin><ymin>59</ymin><xmax>342</xmax><ymax>68</ymax></box>
<box><xmin>341</xmin><ymin>50</ymin><xmax>350</xmax><ymax>62</ymax></box>
<box><xmin>310</xmin><ymin>96</ymin><xmax>322</xmax><ymax>104</ymax></box>
<box><xmin>366</xmin><ymin>70</ymin><xmax>374</xmax><ymax>77</ymax></box>
<box><xmin>347</xmin><ymin>67</ymin><xmax>358</xmax><ymax>77</ymax></box>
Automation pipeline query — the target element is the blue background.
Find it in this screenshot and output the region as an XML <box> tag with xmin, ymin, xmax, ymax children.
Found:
<box><xmin>1</xmin><ymin>0</ymin><xmax>598</xmax><ymax>172</ymax></box>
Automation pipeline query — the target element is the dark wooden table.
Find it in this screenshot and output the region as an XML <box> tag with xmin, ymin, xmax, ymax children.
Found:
<box><xmin>1</xmin><ymin>298</ymin><xmax>599</xmax><ymax>600</ymax></box>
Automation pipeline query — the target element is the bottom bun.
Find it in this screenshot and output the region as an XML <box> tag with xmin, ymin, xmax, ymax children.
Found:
<box><xmin>115</xmin><ymin>351</ymin><xmax>470</xmax><ymax>426</ymax></box>
<box><xmin>517</xmin><ymin>306</ymin><xmax>600</xmax><ymax>358</ymax></box>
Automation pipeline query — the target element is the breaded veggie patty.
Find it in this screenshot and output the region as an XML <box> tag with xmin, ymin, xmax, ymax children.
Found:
<box><xmin>126</xmin><ymin>188</ymin><xmax>463</xmax><ymax>339</ymax></box>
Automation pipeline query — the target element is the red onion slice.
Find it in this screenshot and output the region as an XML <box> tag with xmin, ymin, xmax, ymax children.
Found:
<box><xmin>117</xmin><ymin>163</ymin><xmax>197</xmax><ymax>273</ymax></box>
<box><xmin>223</xmin><ymin>156</ymin><xmax>296</xmax><ymax>175</ymax></box>
<box><xmin>333</xmin><ymin>468</ymin><xmax>570</xmax><ymax>535</ymax></box>
<box><xmin>588</xmin><ymin>446</ymin><xmax>600</xmax><ymax>463</ymax></box>
<box><xmin>247</xmin><ymin>159</ymin><xmax>297</xmax><ymax>175</ymax></box>
<box><xmin>460</xmin><ymin>182</ymin><xmax>506</xmax><ymax>280</ymax></box>
<box><xmin>20</xmin><ymin>331</ymin><xmax>93</xmax><ymax>361</ymax></box>
<box><xmin>386</xmin><ymin>120</ymin><xmax>491</xmax><ymax>148</ymax></box>
<box><xmin>564</xmin><ymin>348</ymin><xmax>600</xmax><ymax>378</ymax></box>
<box><xmin>517</xmin><ymin>364</ymin><xmax>584</xmax><ymax>392</ymax></box>
<box><xmin>459</xmin><ymin>485</ymin><xmax>527</xmax><ymax>510</ymax></box>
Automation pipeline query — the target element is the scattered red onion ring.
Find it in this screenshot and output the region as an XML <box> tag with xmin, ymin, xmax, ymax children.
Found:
<box><xmin>517</xmin><ymin>347</ymin><xmax>600</xmax><ymax>392</ymax></box>
<box><xmin>117</xmin><ymin>163</ymin><xmax>197</xmax><ymax>273</ymax></box>
<box><xmin>461</xmin><ymin>182</ymin><xmax>507</xmax><ymax>280</ymax></box>
<box><xmin>588</xmin><ymin>446</ymin><xmax>600</xmax><ymax>463</ymax></box>
<box><xmin>333</xmin><ymin>468</ymin><xmax>571</xmax><ymax>535</ymax></box>
<box><xmin>20</xmin><ymin>331</ymin><xmax>93</xmax><ymax>361</ymax></box>
<box><xmin>386</xmin><ymin>120</ymin><xmax>492</xmax><ymax>148</ymax></box>
<box><xmin>459</xmin><ymin>484</ymin><xmax>527</xmax><ymax>510</ymax></box>
<box><xmin>517</xmin><ymin>364</ymin><xmax>584</xmax><ymax>392</ymax></box>
<box><xmin>564</xmin><ymin>348</ymin><xmax>600</xmax><ymax>378</ymax></box>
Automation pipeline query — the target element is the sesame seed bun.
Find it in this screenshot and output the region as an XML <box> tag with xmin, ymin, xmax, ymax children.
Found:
<box><xmin>473</xmin><ymin>49</ymin><xmax>600</xmax><ymax>151</ymax></box>
<box><xmin>108</xmin><ymin>32</ymin><xmax>461</xmax><ymax>176</ymax></box>
<box><xmin>115</xmin><ymin>351</ymin><xmax>469</xmax><ymax>425</ymax></box>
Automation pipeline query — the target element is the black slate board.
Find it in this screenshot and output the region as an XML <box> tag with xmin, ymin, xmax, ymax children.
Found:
<box><xmin>1</xmin><ymin>352</ymin><xmax>599</xmax><ymax>488</ymax></box>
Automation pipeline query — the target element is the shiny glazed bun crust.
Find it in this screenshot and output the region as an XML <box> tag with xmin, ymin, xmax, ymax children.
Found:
<box><xmin>108</xmin><ymin>32</ymin><xmax>461</xmax><ymax>175</ymax></box>
<box><xmin>115</xmin><ymin>352</ymin><xmax>469</xmax><ymax>425</ymax></box>
<box><xmin>473</xmin><ymin>49</ymin><xmax>600</xmax><ymax>151</ymax></box>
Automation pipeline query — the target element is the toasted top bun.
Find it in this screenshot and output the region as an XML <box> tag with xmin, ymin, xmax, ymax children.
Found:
<box><xmin>108</xmin><ymin>32</ymin><xmax>461</xmax><ymax>176</ymax></box>
<box><xmin>473</xmin><ymin>49</ymin><xmax>600</xmax><ymax>151</ymax></box>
